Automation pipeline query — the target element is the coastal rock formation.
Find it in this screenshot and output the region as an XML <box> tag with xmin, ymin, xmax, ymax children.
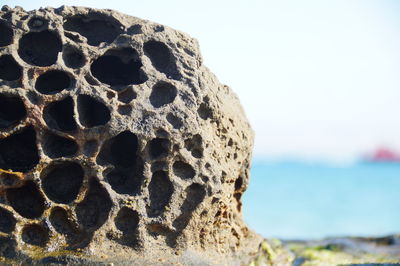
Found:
<box><xmin>0</xmin><ymin>5</ymin><xmax>261</xmax><ymax>265</ymax></box>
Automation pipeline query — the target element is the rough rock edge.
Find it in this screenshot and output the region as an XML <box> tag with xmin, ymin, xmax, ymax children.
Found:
<box><xmin>0</xmin><ymin>5</ymin><xmax>262</xmax><ymax>265</ymax></box>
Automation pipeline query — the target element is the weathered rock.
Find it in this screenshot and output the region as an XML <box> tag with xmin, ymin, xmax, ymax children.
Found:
<box><xmin>284</xmin><ymin>235</ymin><xmax>400</xmax><ymax>266</ymax></box>
<box><xmin>0</xmin><ymin>5</ymin><xmax>261</xmax><ymax>265</ymax></box>
<box><xmin>250</xmin><ymin>236</ymin><xmax>400</xmax><ymax>266</ymax></box>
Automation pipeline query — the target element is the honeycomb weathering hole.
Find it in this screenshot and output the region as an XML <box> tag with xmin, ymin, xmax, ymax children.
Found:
<box><xmin>63</xmin><ymin>14</ymin><xmax>123</xmax><ymax>46</ymax></box>
<box><xmin>234</xmin><ymin>176</ymin><xmax>244</xmax><ymax>191</ymax></box>
<box><xmin>0</xmin><ymin>94</ymin><xmax>26</xmax><ymax>129</ymax></box>
<box><xmin>43</xmin><ymin>132</ymin><xmax>78</xmax><ymax>158</ymax></box>
<box><xmin>106</xmin><ymin>165</ymin><xmax>143</xmax><ymax>195</ymax></box>
<box><xmin>0</xmin><ymin>172</ymin><xmax>21</xmax><ymax>188</ymax></box>
<box><xmin>149</xmin><ymin>82</ymin><xmax>177</xmax><ymax>108</ymax></box>
<box><xmin>143</xmin><ymin>40</ymin><xmax>181</xmax><ymax>80</ymax></box>
<box><xmin>41</xmin><ymin>162</ymin><xmax>84</xmax><ymax>204</ymax></box>
<box><xmin>99</xmin><ymin>131</ymin><xmax>138</xmax><ymax>168</ymax></box>
<box><xmin>149</xmin><ymin>138</ymin><xmax>169</xmax><ymax>159</ymax></box>
<box><xmin>185</xmin><ymin>134</ymin><xmax>203</xmax><ymax>158</ymax></box>
<box><xmin>168</xmin><ymin>183</ymin><xmax>206</xmax><ymax>247</ymax></box>
<box><xmin>63</xmin><ymin>45</ymin><xmax>85</xmax><ymax>69</ymax></box>
<box><xmin>90</xmin><ymin>48</ymin><xmax>147</xmax><ymax>86</ymax></box>
<box><xmin>18</xmin><ymin>30</ymin><xmax>62</xmax><ymax>66</ymax></box>
<box><xmin>76</xmin><ymin>178</ymin><xmax>112</xmax><ymax>231</ymax></box>
<box><xmin>21</xmin><ymin>224</ymin><xmax>49</xmax><ymax>246</ymax></box>
<box><xmin>198</xmin><ymin>102</ymin><xmax>212</xmax><ymax>120</ymax></box>
<box><xmin>148</xmin><ymin>170</ymin><xmax>173</xmax><ymax>217</ymax></box>
<box><xmin>35</xmin><ymin>70</ymin><xmax>71</xmax><ymax>95</ymax></box>
<box><xmin>0</xmin><ymin>126</ymin><xmax>39</xmax><ymax>172</ymax></box>
<box><xmin>173</xmin><ymin>183</ymin><xmax>206</xmax><ymax>231</ymax></box>
<box><xmin>43</xmin><ymin>97</ymin><xmax>77</xmax><ymax>132</ymax></box>
<box><xmin>77</xmin><ymin>95</ymin><xmax>111</xmax><ymax>127</ymax></box>
<box><xmin>0</xmin><ymin>207</ymin><xmax>16</xmax><ymax>233</ymax></box>
<box><xmin>50</xmin><ymin>207</ymin><xmax>77</xmax><ymax>236</ymax></box>
<box><xmin>117</xmin><ymin>105</ymin><xmax>132</xmax><ymax>116</ymax></box>
<box><xmin>0</xmin><ymin>20</ymin><xmax>13</xmax><ymax>47</ymax></box>
<box><xmin>115</xmin><ymin>207</ymin><xmax>139</xmax><ymax>234</ymax></box>
<box><xmin>173</xmin><ymin>161</ymin><xmax>195</xmax><ymax>180</ymax></box>
<box><xmin>166</xmin><ymin>113</ymin><xmax>183</xmax><ymax>129</ymax></box>
<box><xmin>28</xmin><ymin>17</ymin><xmax>48</xmax><ymax>29</ymax></box>
<box><xmin>0</xmin><ymin>55</ymin><xmax>22</xmax><ymax>81</ymax></box>
<box><xmin>118</xmin><ymin>88</ymin><xmax>136</xmax><ymax>103</ymax></box>
<box><xmin>6</xmin><ymin>181</ymin><xmax>45</xmax><ymax>219</ymax></box>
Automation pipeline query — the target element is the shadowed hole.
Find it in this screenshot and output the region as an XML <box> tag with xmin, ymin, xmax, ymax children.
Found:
<box><xmin>198</xmin><ymin>102</ymin><xmax>212</xmax><ymax>120</ymax></box>
<box><xmin>0</xmin><ymin>172</ymin><xmax>21</xmax><ymax>188</ymax></box>
<box><xmin>184</xmin><ymin>134</ymin><xmax>203</xmax><ymax>159</ymax></box>
<box><xmin>234</xmin><ymin>176</ymin><xmax>243</xmax><ymax>191</ymax></box>
<box><xmin>0</xmin><ymin>126</ymin><xmax>39</xmax><ymax>172</ymax></box>
<box><xmin>98</xmin><ymin>131</ymin><xmax>138</xmax><ymax>168</ymax></box>
<box><xmin>63</xmin><ymin>45</ymin><xmax>85</xmax><ymax>68</ymax></box>
<box><xmin>0</xmin><ymin>207</ymin><xmax>16</xmax><ymax>233</ymax></box>
<box><xmin>105</xmin><ymin>159</ymin><xmax>143</xmax><ymax>195</ymax></box>
<box><xmin>0</xmin><ymin>20</ymin><xmax>12</xmax><ymax>46</ymax></box>
<box><xmin>234</xmin><ymin>192</ymin><xmax>242</xmax><ymax>212</ymax></box>
<box><xmin>28</xmin><ymin>17</ymin><xmax>48</xmax><ymax>29</ymax></box>
<box><xmin>63</xmin><ymin>14</ymin><xmax>123</xmax><ymax>46</ymax></box>
<box><xmin>118</xmin><ymin>88</ymin><xmax>136</xmax><ymax>103</ymax></box>
<box><xmin>149</xmin><ymin>82</ymin><xmax>177</xmax><ymax>108</ymax></box>
<box><xmin>50</xmin><ymin>207</ymin><xmax>76</xmax><ymax>235</ymax></box>
<box><xmin>64</xmin><ymin>31</ymin><xmax>80</xmax><ymax>42</ymax></box>
<box><xmin>173</xmin><ymin>161</ymin><xmax>195</xmax><ymax>180</ymax></box>
<box><xmin>117</xmin><ymin>105</ymin><xmax>132</xmax><ymax>116</ymax></box>
<box><xmin>76</xmin><ymin>178</ymin><xmax>112</xmax><ymax>231</ymax></box>
<box><xmin>149</xmin><ymin>138</ymin><xmax>169</xmax><ymax>159</ymax></box>
<box><xmin>0</xmin><ymin>94</ymin><xmax>26</xmax><ymax>129</ymax></box>
<box><xmin>90</xmin><ymin>48</ymin><xmax>147</xmax><ymax>86</ymax></box>
<box><xmin>18</xmin><ymin>30</ymin><xmax>62</xmax><ymax>66</ymax></box>
<box><xmin>35</xmin><ymin>70</ymin><xmax>71</xmax><ymax>95</ymax></box>
<box><xmin>49</xmin><ymin>207</ymin><xmax>85</xmax><ymax>246</ymax></box>
<box><xmin>168</xmin><ymin>183</ymin><xmax>206</xmax><ymax>247</ymax></box>
<box><xmin>143</xmin><ymin>40</ymin><xmax>181</xmax><ymax>80</ymax></box>
<box><xmin>43</xmin><ymin>97</ymin><xmax>77</xmax><ymax>132</ymax></box>
<box><xmin>173</xmin><ymin>183</ymin><xmax>205</xmax><ymax>230</ymax></box>
<box><xmin>49</xmin><ymin>206</ymin><xmax>91</xmax><ymax>248</ymax></box>
<box><xmin>77</xmin><ymin>95</ymin><xmax>110</xmax><ymax>128</ymax></box>
<box><xmin>127</xmin><ymin>24</ymin><xmax>142</xmax><ymax>35</ymax></box>
<box><xmin>147</xmin><ymin>171</ymin><xmax>173</xmax><ymax>217</ymax></box>
<box><xmin>166</xmin><ymin>113</ymin><xmax>183</xmax><ymax>129</ymax></box>
<box><xmin>0</xmin><ymin>55</ymin><xmax>22</xmax><ymax>81</ymax></box>
<box><xmin>0</xmin><ymin>236</ymin><xmax>17</xmax><ymax>259</ymax></box>
<box><xmin>115</xmin><ymin>207</ymin><xmax>139</xmax><ymax>234</ymax></box>
<box><xmin>21</xmin><ymin>224</ymin><xmax>49</xmax><ymax>246</ymax></box>
<box><xmin>6</xmin><ymin>181</ymin><xmax>45</xmax><ymax>219</ymax></box>
<box><xmin>42</xmin><ymin>132</ymin><xmax>78</xmax><ymax>158</ymax></box>
<box><xmin>41</xmin><ymin>162</ymin><xmax>84</xmax><ymax>204</ymax></box>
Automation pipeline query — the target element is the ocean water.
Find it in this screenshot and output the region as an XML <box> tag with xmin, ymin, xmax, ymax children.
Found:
<box><xmin>242</xmin><ymin>160</ymin><xmax>400</xmax><ymax>240</ymax></box>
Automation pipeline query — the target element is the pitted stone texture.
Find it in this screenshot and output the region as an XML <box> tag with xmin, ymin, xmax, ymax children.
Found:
<box><xmin>0</xmin><ymin>5</ymin><xmax>261</xmax><ymax>265</ymax></box>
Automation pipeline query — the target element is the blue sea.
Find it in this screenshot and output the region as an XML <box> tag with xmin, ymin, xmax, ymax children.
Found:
<box><xmin>242</xmin><ymin>160</ymin><xmax>400</xmax><ymax>240</ymax></box>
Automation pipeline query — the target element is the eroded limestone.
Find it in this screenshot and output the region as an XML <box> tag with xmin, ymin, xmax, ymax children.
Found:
<box><xmin>0</xmin><ymin>5</ymin><xmax>261</xmax><ymax>265</ymax></box>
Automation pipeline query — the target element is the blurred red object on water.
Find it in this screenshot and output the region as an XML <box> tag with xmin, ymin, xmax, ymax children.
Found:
<box><xmin>367</xmin><ymin>147</ymin><xmax>400</xmax><ymax>162</ymax></box>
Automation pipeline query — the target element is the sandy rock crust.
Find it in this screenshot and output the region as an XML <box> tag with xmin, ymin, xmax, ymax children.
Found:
<box><xmin>0</xmin><ymin>5</ymin><xmax>262</xmax><ymax>265</ymax></box>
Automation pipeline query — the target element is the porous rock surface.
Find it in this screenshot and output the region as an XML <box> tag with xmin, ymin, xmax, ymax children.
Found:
<box><xmin>0</xmin><ymin>5</ymin><xmax>262</xmax><ymax>265</ymax></box>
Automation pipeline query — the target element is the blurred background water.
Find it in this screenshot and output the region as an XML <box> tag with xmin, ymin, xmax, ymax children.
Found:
<box><xmin>243</xmin><ymin>160</ymin><xmax>400</xmax><ymax>240</ymax></box>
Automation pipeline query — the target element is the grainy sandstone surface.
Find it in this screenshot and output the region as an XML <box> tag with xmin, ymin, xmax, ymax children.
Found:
<box><xmin>0</xmin><ymin>5</ymin><xmax>262</xmax><ymax>265</ymax></box>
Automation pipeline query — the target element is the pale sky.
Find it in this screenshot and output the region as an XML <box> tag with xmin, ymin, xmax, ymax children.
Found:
<box><xmin>5</xmin><ymin>0</ymin><xmax>400</xmax><ymax>161</ymax></box>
